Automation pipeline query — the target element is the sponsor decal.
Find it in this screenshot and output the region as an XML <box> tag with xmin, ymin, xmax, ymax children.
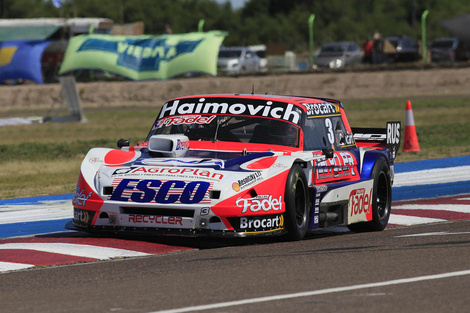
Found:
<box><xmin>110</xmin><ymin>179</ymin><xmax>210</xmax><ymax>204</ymax></box>
<box><xmin>88</xmin><ymin>157</ymin><xmax>102</xmax><ymax>164</ymax></box>
<box><xmin>235</xmin><ymin>214</ymin><xmax>284</xmax><ymax>231</ymax></box>
<box><xmin>142</xmin><ymin>158</ymin><xmax>225</xmax><ymax>168</ymax></box>
<box><xmin>113</xmin><ymin>166</ymin><xmax>224</xmax><ymax>180</ymax></box>
<box><xmin>158</xmin><ymin>98</ymin><xmax>301</xmax><ymax>124</ymax></box>
<box><xmin>156</xmin><ymin>114</ymin><xmax>216</xmax><ymax>128</ymax></box>
<box><xmin>315</xmin><ymin>151</ymin><xmax>357</xmax><ymax>181</ymax></box>
<box><xmin>386</xmin><ymin>121</ymin><xmax>401</xmax><ymax>159</ymax></box>
<box><xmin>302</xmin><ymin>101</ymin><xmax>339</xmax><ymax>117</ymax></box>
<box><xmin>200</xmin><ymin>208</ymin><xmax>210</xmax><ymax>215</ymax></box>
<box><xmin>232</xmin><ymin>171</ymin><xmax>263</xmax><ymax>191</ymax></box>
<box><xmin>349</xmin><ymin>187</ymin><xmax>372</xmax><ymax>217</ymax></box>
<box><xmin>176</xmin><ymin>139</ymin><xmax>189</xmax><ymax>150</ymax></box>
<box><xmin>73</xmin><ymin>187</ymin><xmax>92</xmax><ymax>207</ymax></box>
<box><xmin>128</xmin><ymin>214</ymin><xmax>183</xmax><ymax>225</ymax></box>
<box><xmin>73</xmin><ymin>208</ymin><xmax>95</xmax><ymax>224</ymax></box>
<box><xmin>232</xmin><ymin>182</ymin><xmax>240</xmax><ymax>192</ymax></box>
<box><xmin>272</xmin><ymin>162</ymin><xmax>289</xmax><ymax>169</ymax></box>
<box><xmin>236</xmin><ymin>195</ymin><xmax>282</xmax><ymax>214</ymax></box>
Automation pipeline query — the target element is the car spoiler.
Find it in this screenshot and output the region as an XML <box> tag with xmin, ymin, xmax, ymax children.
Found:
<box><xmin>352</xmin><ymin>121</ymin><xmax>401</xmax><ymax>159</ymax></box>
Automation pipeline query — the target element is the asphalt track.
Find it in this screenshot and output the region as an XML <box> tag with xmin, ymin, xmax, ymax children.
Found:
<box><xmin>0</xmin><ymin>156</ymin><xmax>469</xmax><ymax>312</ymax></box>
<box><xmin>1</xmin><ymin>221</ymin><xmax>469</xmax><ymax>313</ymax></box>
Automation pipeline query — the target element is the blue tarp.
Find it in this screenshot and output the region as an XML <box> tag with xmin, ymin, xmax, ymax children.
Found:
<box><xmin>0</xmin><ymin>40</ymin><xmax>50</xmax><ymax>84</ymax></box>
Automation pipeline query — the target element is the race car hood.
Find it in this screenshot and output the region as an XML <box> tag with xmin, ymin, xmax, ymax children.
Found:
<box><xmin>94</xmin><ymin>151</ymin><xmax>286</xmax><ymax>206</ymax></box>
<box><xmin>79</xmin><ymin>134</ymin><xmax>323</xmax><ymax>210</ymax></box>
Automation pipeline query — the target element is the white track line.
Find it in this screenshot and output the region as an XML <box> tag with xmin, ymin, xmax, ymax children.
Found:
<box><xmin>389</xmin><ymin>214</ymin><xmax>446</xmax><ymax>226</ymax></box>
<box><xmin>0</xmin><ymin>208</ymin><xmax>72</xmax><ymax>224</ymax></box>
<box><xmin>149</xmin><ymin>269</ymin><xmax>470</xmax><ymax>313</ymax></box>
<box><xmin>393</xmin><ymin>204</ymin><xmax>470</xmax><ymax>213</ymax></box>
<box><xmin>394</xmin><ymin>165</ymin><xmax>470</xmax><ymax>187</ymax></box>
<box><xmin>0</xmin><ymin>261</ymin><xmax>35</xmax><ymax>272</ymax></box>
<box><xmin>0</xmin><ymin>243</ymin><xmax>150</xmax><ymax>259</ymax></box>
<box><xmin>396</xmin><ymin>231</ymin><xmax>470</xmax><ymax>238</ymax></box>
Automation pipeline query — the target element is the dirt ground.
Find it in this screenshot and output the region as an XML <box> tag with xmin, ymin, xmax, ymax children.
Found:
<box><xmin>2</xmin><ymin>67</ymin><xmax>470</xmax><ymax>113</ymax></box>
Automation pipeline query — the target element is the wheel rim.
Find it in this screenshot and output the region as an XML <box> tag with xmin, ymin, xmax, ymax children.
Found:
<box><xmin>376</xmin><ymin>171</ymin><xmax>389</xmax><ymax>220</ymax></box>
<box><xmin>294</xmin><ymin>179</ymin><xmax>307</xmax><ymax>227</ymax></box>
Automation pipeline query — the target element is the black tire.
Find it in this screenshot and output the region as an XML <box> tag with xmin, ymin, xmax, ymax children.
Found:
<box><xmin>348</xmin><ymin>158</ymin><xmax>392</xmax><ymax>232</ymax></box>
<box><xmin>284</xmin><ymin>164</ymin><xmax>310</xmax><ymax>240</ymax></box>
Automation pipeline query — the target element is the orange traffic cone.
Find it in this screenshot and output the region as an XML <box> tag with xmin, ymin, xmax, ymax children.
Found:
<box><xmin>403</xmin><ymin>100</ymin><xmax>420</xmax><ymax>152</ymax></box>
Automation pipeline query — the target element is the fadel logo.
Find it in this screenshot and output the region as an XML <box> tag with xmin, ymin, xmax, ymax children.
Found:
<box><xmin>72</xmin><ymin>186</ymin><xmax>92</xmax><ymax>207</ymax></box>
<box><xmin>110</xmin><ymin>179</ymin><xmax>210</xmax><ymax>204</ymax></box>
<box><xmin>156</xmin><ymin>115</ymin><xmax>216</xmax><ymax>128</ymax></box>
<box><xmin>349</xmin><ymin>187</ymin><xmax>372</xmax><ymax>217</ymax></box>
<box><xmin>236</xmin><ymin>195</ymin><xmax>282</xmax><ymax>214</ymax></box>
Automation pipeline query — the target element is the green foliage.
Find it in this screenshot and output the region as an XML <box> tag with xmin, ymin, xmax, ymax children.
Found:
<box><xmin>2</xmin><ymin>0</ymin><xmax>470</xmax><ymax>52</ymax></box>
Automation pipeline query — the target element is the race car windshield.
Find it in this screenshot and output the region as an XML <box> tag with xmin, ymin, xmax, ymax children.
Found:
<box><xmin>149</xmin><ymin>115</ymin><xmax>300</xmax><ymax>147</ymax></box>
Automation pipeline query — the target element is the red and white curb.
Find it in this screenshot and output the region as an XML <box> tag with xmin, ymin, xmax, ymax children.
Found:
<box><xmin>1</xmin><ymin>194</ymin><xmax>469</xmax><ymax>273</ymax></box>
<box><xmin>389</xmin><ymin>194</ymin><xmax>470</xmax><ymax>227</ymax></box>
<box><xmin>0</xmin><ymin>236</ymin><xmax>194</xmax><ymax>273</ymax></box>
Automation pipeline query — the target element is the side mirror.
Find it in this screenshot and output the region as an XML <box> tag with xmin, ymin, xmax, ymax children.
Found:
<box><xmin>117</xmin><ymin>138</ymin><xmax>130</xmax><ymax>148</ymax></box>
<box><xmin>322</xmin><ymin>148</ymin><xmax>334</xmax><ymax>159</ymax></box>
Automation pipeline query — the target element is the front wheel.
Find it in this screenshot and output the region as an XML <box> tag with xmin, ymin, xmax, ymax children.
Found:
<box><xmin>284</xmin><ymin>165</ymin><xmax>310</xmax><ymax>241</ymax></box>
<box><xmin>348</xmin><ymin>158</ymin><xmax>392</xmax><ymax>232</ymax></box>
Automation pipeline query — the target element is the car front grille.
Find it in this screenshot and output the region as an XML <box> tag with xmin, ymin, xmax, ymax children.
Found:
<box><xmin>120</xmin><ymin>207</ymin><xmax>195</xmax><ymax>218</ymax></box>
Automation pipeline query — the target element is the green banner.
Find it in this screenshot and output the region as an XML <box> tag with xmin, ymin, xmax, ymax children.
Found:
<box><xmin>59</xmin><ymin>31</ymin><xmax>227</xmax><ymax>80</ymax></box>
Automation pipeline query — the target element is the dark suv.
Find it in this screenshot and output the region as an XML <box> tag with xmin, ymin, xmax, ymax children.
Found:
<box><xmin>385</xmin><ymin>36</ymin><xmax>420</xmax><ymax>63</ymax></box>
<box><xmin>430</xmin><ymin>37</ymin><xmax>469</xmax><ymax>62</ymax></box>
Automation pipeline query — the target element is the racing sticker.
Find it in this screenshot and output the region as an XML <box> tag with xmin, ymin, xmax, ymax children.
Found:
<box><xmin>73</xmin><ymin>208</ymin><xmax>96</xmax><ymax>225</ymax></box>
<box><xmin>314</xmin><ymin>151</ymin><xmax>359</xmax><ymax>184</ymax></box>
<box><xmin>127</xmin><ymin>214</ymin><xmax>183</xmax><ymax>225</ymax></box>
<box><xmin>348</xmin><ymin>186</ymin><xmax>373</xmax><ymax>224</ymax></box>
<box><xmin>301</xmin><ymin>101</ymin><xmax>340</xmax><ymax>117</ymax></box>
<box><xmin>73</xmin><ymin>172</ymin><xmax>104</xmax><ymax>212</ymax></box>
<box><xmin>155</xmin><ymin>114</ymin><xmax>216</xmax><ymax>128</ymax></box>
<box><xmin>158</xmin><ymin>98</ymin><xmax>302</xmax><ymax>124</ymax></box>
<box><xmin>110</xmin><ymin>178</ymin><xmax>212</xmax><ymax>204</ymax></box>
<box><xmin>236</xmin><ymin>195</ymin><xmax>282</xmax><ymax>214</ymax></box>
<box><xmin>113</xmin><ymin>166</ymin><xmax>224</xmax><ymax>181</ymax></box>
<box><xmin>386</xmin><ymin>121</ymin><xmax>401</xmax><ymax>159</ymax></box>
<box><xmin>227</xmin><ymin>214</ymin><xmax>284</xmax><ymax>232</ymax></box>
<box><xmin>232</xmin><ymin>171</ymin><xmax>263</xmax><ymax>191</ymax></box>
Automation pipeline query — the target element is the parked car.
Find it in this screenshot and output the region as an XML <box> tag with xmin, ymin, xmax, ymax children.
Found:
<box><xmin>249</xmin><ymin>44</ymin><xmax>268</xmax><ymax>72</ymax></box>
<box><xmin>217</xmin><ymin>47</ymin><xmax>261</xmax><ymax>75</ymax></box>
<box><xmin>314</xmin><ymin>41</ymin><xmax>363</xmax><ymax>69</ymax></box>
<box><xmin>430</xmin><ymin>37</ymin><xmax>469</xmax><ymax>62</ymax></box>
<box><xmin>384</xmin><ymin>36</ymin><xmax>420</xmax><ymax>63</ymax></box>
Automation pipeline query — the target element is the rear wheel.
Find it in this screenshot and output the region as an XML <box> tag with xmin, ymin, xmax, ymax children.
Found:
<box><xmin>284</xmin><ymin>165</ymin><xmax>309</xmax><ymax>240</ymax></box>
<box><xmin>348</xmin><ymin>158</ymin><xmax>391</xmax><ymax>232</ymax></box>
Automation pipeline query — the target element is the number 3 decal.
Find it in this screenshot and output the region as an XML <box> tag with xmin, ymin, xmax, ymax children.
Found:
<box><xmin>325</xmin><ymin>118</ymin><xmax>335</xmax><ymax>145</ymax></box>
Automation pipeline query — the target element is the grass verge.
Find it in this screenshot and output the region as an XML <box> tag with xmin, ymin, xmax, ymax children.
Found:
<box><xmin>1</xmin><ymin>98</ymin><xmax>469</xmax><ymax>199</ymax></box>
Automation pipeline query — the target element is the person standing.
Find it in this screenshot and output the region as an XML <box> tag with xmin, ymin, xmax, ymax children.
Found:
<box><xmin>164</xmin><ymin>24</ymin><xmax>173</xmax><ymax>34</ymax></box>
<box><xmin>372</xmin><ymin>31</ymin><xmax>384</xmax><ymax>64</ymax></box>
<box><xmin>363</xmin><ymin>36</ymin><xmax>373</xmax><ymax>64</ymax></box>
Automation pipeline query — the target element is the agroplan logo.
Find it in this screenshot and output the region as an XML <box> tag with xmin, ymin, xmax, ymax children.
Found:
<box><xmin>76</xmin><ymin>37</ymin><xmax>203</xmax><ymax>71</ymax></box>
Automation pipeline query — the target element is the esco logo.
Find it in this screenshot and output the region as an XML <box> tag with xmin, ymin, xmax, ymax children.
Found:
<box><xmin>110</xmin><ymin>179</ymin><xmax>210</xmax><ymax>204</ymax></box>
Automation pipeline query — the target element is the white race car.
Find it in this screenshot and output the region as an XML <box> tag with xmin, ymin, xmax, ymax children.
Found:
<box><xmin>68</xmin><ymin>94</ymin><xmax>400</xmax><ymax>240</ymax></box>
